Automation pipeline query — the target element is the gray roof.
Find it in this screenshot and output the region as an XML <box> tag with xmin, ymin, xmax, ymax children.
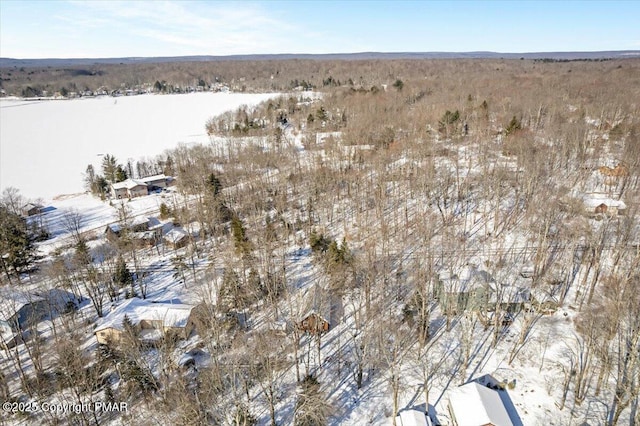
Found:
<box><xmin>0</xmin><ymin>290</ymin><xmax>45</xmax><ymax>320</ymax></box>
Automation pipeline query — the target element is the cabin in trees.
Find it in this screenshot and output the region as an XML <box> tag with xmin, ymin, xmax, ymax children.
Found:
<box><xmin>436</xmin><ymin>266</ymin><xmax>532</xmax><ymax>315</ymax></box>
<box><xmin>20</xmin><ymin>203</ymin><xmax>43</xmax><ymax>217</ymax></box>
<box><xmin>94</xmin><ymin>298</ymin><xmax>196</xmax><ymax>346</ymax></box>
<box><xmin>130</xmin><ymin>231</ymin><xmax>160</xmax><ymax>248</ymax></box>
<box><xmin>582</xmin><ymin>194</ymin><xmax>627</xmax><ymax>217</ymax></box>
<box><xmin>448</xmin><ymin>381</ymin><xmax>515</xmax><ymax>426</ymax></box>
<box><xmin>0</xmin><ymin>291</ymin><xmax>47</xmax><ymax>348</ymax></box>
<box><xmin>0</xmin><ymin>290</ymin><xmax>48</xmax><ymax>332</ymax></box>
<box><xmin>163</xmin><ymin>227</ymin><xmax>189</xmax><ymax>249</ymax></box>
<box><xmin>105</xmin><ymin>217</ymin><xmax>151</xmax><ymax>242</ymax></box>
<box><xmin>489</xmin><ymin>276</ymin><xmax>532</xmax><ymax>314</ymax></box>
<box><xmin>1</xmin><ymin>290</ymin><xmax>78</xmax><ymax>348</ymax></box>
<box><xmin>436</xmin><ymin>266</ymin><xmax>494</xmax><ymax>314</ymax></box>
<box><xmin>298</xmin><ymin>311</ymin><xmax>330</xmax><ymax>335</ymax></box>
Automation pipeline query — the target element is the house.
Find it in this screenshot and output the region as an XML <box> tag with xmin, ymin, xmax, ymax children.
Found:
<box><xmin>94</xmin><ymin>298</ymin><xmax>196</xmax><ymax>346</ymax></box>
<box><xmin>298</xmin><ymin>311</ymin><xmax>330</xmax><ymax>335</ymax></box>
<box><xmin>105</xmin><ymin>223</ymin><xmax>122</xmax><ymax>241</ymax></box>
<box><xmin>163</xmin><ymin>228</ymin><xmax>189</xmax><ymax>249</ymax></box>
<box><xmin>105</xmin><ymin>217</ymin><xmax>151</xmax><ymax>241</ymax></box>
<box><xmin>21</xmin><ymin>203</ymin><xmax>43</xmax><ymax>217</ymax></box>
<box><xmin>530</xmin><ymin>285</ymin><xmax>559</xmax><ymax>314</ymax></box>
<box><xmin>488</xmin><ymin>276</ymin><xmax>532</xmax><ymax>314</ymax></box>
<box><xmin>582</xmin><ymin>195</ymin><xmax>627</xmax><ymax>217</ymax></box>
<box><xmin>111</xmin><ymin>179</ymin><xmax>149</xmax><ymax>199</ymax></box>
<box><xmin>140</xmin><ymin>174</ymin><xmax>173</xmax><ymax>191</ymax></box>
<box><xmin>397</xmin><ymin>409</ymin><xmax>431</xmax><ymax>426</ymax></box>
<box><xmin>130</xmin><ymin>231</ymin><xmax>160</xmax><ymax>248</ymax></box>
<box><xmin>436</xmin><ymin>266</ymin><xmax>494</xmax><ymax>314</ymax></box>
<box><xmin>130</xmin><ymin>216</ymin><xmax>151</xmax><ymax>232</ymax></box>
<box><xmin>0</xmin><ymin>290</ymin><xmax>48</xmax><ymax>332</ymax></box>
<box><xmin>448</xmin><ymin>381</ymin><xmax>514</xmax><ymax>426</ymax></box>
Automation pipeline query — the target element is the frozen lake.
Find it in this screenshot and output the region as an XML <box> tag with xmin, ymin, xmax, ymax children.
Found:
<box><xmin>0</xmin><ymin>92</ymin><xmax>278</xmax><ymax>200</ymax></box>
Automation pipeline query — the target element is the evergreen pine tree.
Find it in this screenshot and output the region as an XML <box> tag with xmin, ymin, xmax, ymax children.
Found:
<box><xmin>505</xmin><ymin>115</ymin><xmax>523</xmax><ymax>136</ymax></box>
<box><xmin>159</xmin><ymin>203</ymin><xmax>171</xmax><ymax>219</ymax></box>
<box><xmin>74</xmin><ymin>238</ymin><xmax>92</xmax><ymax>267</ymax></box>
<box><xmin>0</xmin><ymin>205</ymin><xmax>38</xmax><ymax>280</ymax></box>
<box><xmin>207</xmin><ymin>173</ymin><xmax>222</xmax><ymax>197</ymax></box>
<box><xmin>101</xmin><ymin>154</ymin><xmax>119</xmax><ymax>183</ymax></box>
<box><xmin>231</xmin><ymin>214</ymin><xmax>250</xmax><ymax>255</ymax></box>
<box><xmin>113</xmin><ymin>256</ymin><xmax>133</xmax><ymax>288</ymax></box>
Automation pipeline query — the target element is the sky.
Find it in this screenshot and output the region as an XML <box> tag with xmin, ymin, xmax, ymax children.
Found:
<box><xmin>1</xmin><ymin>0</ymin><xmax>639</xmax><ymax>58</ymax></box>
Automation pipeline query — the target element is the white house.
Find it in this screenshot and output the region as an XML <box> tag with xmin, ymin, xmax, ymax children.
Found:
<box><xmin>448</xmin><ymin>381</ymin><xmax>514</xmax><ymax>426</ymax></box>
<box><xmin>397</xmin><ymin>409</ymin><xmax>431</xmax><ymax>426</ymax></box>
<box><xmin>111</xmin><ymin>179</ymin><xmax>149</xmax><ymax>199</ymax></box>
<box><xmin>94</xmin><ymin>298</ymin><xmax>196</xmax><ymax>345</ymax></box>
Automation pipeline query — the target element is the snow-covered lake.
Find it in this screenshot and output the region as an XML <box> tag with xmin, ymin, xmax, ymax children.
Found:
<box><xmin>0</xmin><ymin>92</ymin><xmax>279</xmax><ymax>200</ymax></box>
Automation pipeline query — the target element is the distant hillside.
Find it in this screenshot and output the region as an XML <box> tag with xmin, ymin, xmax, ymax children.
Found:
<box><xmin>2</xmin><ymin>52</ymin><xmax>639</xmax><ymax>98</ymax></box>
<box><xmin>2</xmin><ymin>50</ymin><xmax>640</xmax><ymax>68</ymax></box>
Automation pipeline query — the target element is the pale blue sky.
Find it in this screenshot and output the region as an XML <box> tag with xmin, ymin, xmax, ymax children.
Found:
<box><xmin>1</xmin><ymin>1</ymin><xmax>638</xmax><ymax>58</ymax></box>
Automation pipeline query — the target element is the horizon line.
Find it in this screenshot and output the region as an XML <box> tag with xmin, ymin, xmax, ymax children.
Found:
<box><xmin>3</xmin><ymin>49</ymin><xmax>640</xmax><ymax>62</ymax></box>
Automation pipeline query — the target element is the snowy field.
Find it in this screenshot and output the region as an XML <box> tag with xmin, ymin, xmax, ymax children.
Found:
<box><xmin>0</xmin><ymin>92</ymin><xmax>278</xmax><ymax>199</ymax></box>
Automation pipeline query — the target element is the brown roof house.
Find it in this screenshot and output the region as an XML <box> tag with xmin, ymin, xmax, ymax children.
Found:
<box><xmin>298</xmin><ymin>311</ymin><xmax>330</xmax><ymax>335</ymax></box>
<box><xmin>94</xmin><ymin>298</ymin><xmax>196</xmax><ymax>346</ymax></box>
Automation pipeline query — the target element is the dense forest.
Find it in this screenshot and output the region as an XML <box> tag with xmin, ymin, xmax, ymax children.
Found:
<box><xmin>1</xmin><ymin>57</ymin><xmax>639</xmax><ymax>425</ymax></box>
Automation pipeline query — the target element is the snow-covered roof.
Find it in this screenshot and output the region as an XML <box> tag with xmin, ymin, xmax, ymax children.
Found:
<box><xmin>140</xmin><ymin>174</ymin><xmax>171</xmax><ymax>183</ymax></box>
<box><xmin>0</xmin><ymin>290</ymin><xmax>45</xmax><ymax>319</ymax></box>
<box><xmin>448</xmin><ymin>382</ymin><xmax>514</xmax><ymax>426</ymax></box>
<box><xmin>107</xmin><ymin>217</ymin><xmax>149</xmax><ymax>235</ymax></box>
<box><xmin>164</xmin><ymin>228</ymin><xmax>188</xmax><ymax>244</ymax></box>
<box><xmin>439</xmin><ymin>265</ymin><xmax>495</xmax><ymax>293</ymax></box>
<box><xmin>130</xmin><ymin>216</ymin><xmax>150</xmax><ymax>227</ymax></box>
<box><xmin>94</xmin><ymin>298</ymin><xmax>194</xmax><ymax>333</ymax></box>
<box><xmin>106</xmin><ymin>223</ymin><xmax>122</xmax><ymax>233</ymax></box>
<box><xmin>111</xmin><ymin>179</ymin><xmax>147</xmax><ymax>190</ymax></box>
<box><xmin>530</xmin><ymin>286</ymin><xmax>559</xmax><ymax>304</ymax></box>
<box><xmin>398</xmin><ymin>409</ymin><xmax>429</xmax><ymax>426</ymax></box>
<box><xmin>489</xmin><ymin>285</ymin><xmax>530</xmax><ymax>304</ymax></box>
<box><xmin>130</xmin><ymin>231</ymin><xmax>157</xmax><ymax>240</ymax></box>
<box><xmin>489</xmin><ymin>275</ymin><xmax>532</xmax><ymax>304</ymax></box>
<box><xmin>22</xmin><ymin>202</ymin><xmax>43</xmax><ymax>211</ymax></box>
<box><xmin>582</xmin><ymin>195</ymin><xmax>627</xmax><ymax>210</ymax></box>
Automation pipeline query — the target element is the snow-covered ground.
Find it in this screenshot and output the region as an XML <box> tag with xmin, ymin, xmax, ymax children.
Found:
<box><xmin>0</xmin><ymin>92</ymin><xmax>279</xmax><ymax>199</ymax></box>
